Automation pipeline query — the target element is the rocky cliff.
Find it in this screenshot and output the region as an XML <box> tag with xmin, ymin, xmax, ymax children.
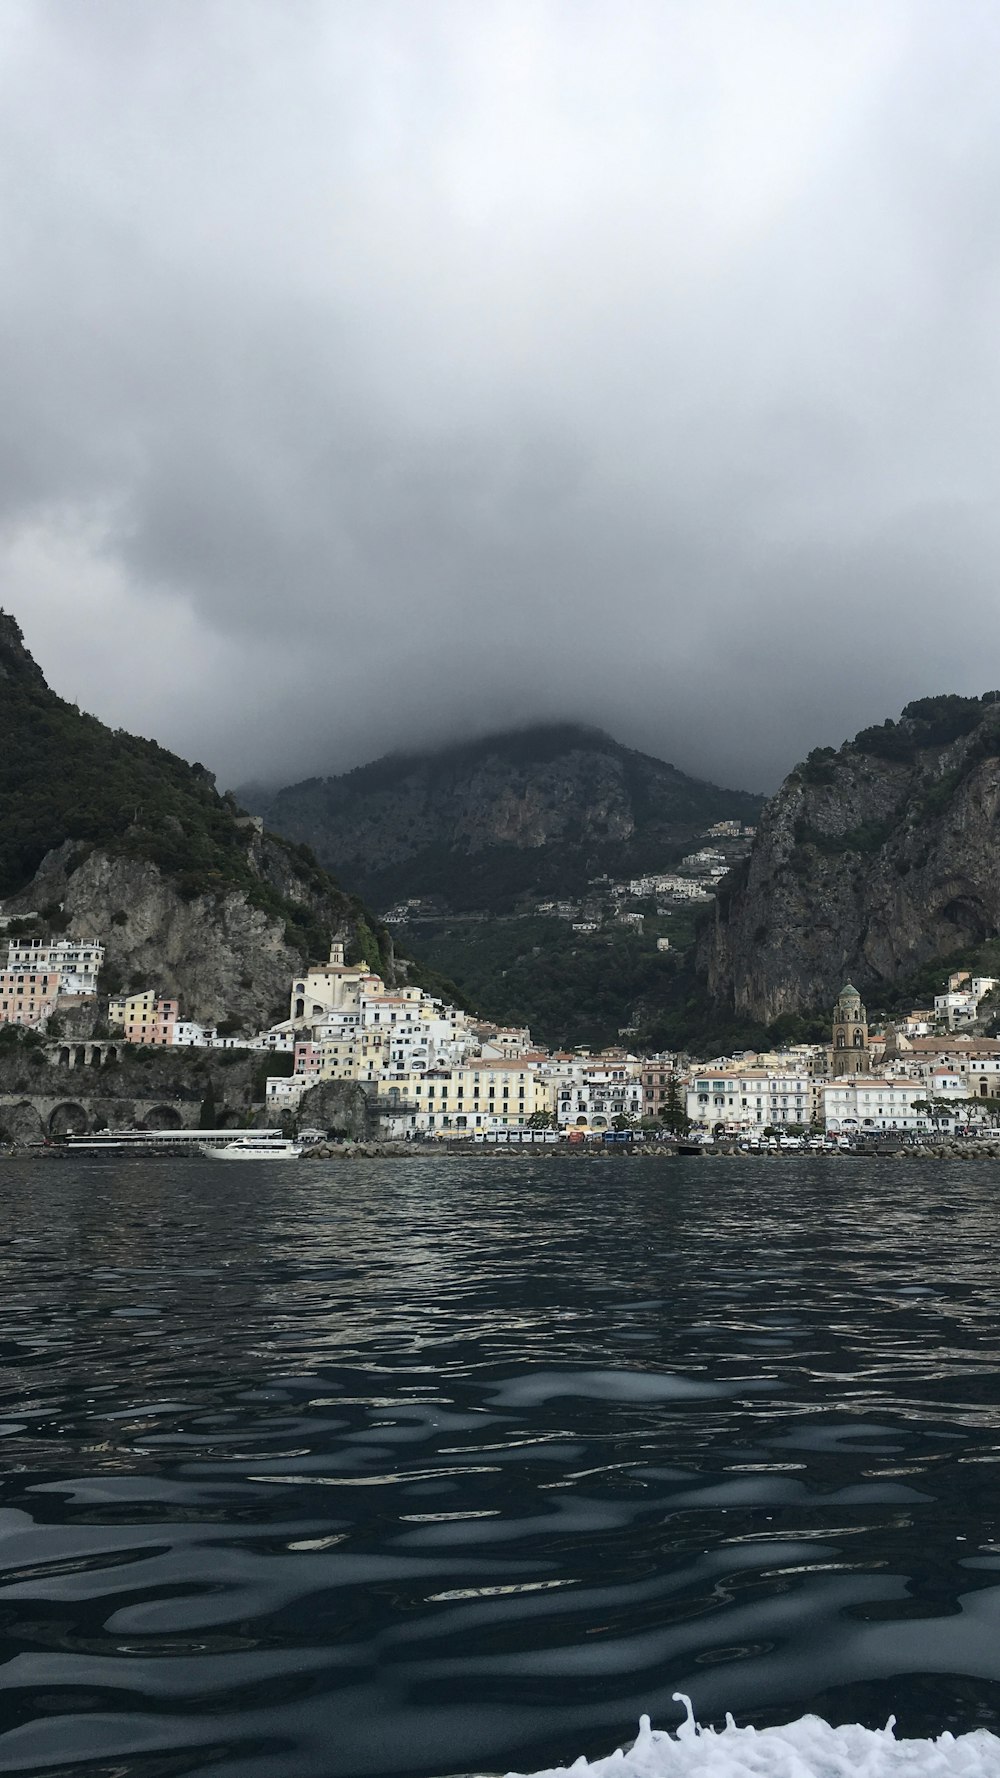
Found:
<box><xmin>5</xmin><ymin>839</ymin><xmax>367</xmax><ymax>1030</ymax></box>
<box><xmin>701</xmin><ymin>694</ymin><xmax>1000</xmax><ymax>1021</ymax></box>
<box><xmin>248</xmin><ymin>724</ymin><xmax>761</xmax><ymax>912</ymax></box>
<box><xmin>0</xmin><ymin>612</ymin><xmax>390</xmax><ymax>1028</ymax></box>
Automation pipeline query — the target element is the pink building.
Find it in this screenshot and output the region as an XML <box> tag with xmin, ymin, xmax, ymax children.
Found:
<box><xmin>122</xmin><ymin>993</ymin><xmax>178</xmax><ymax>1047</ymax></box>
<box><xmin>0</xmin><ymin>969</ymin><xmax>60</xmax><ymax>1027</ymax></box>
<box><xmin>294</xmin><ymin>1040</ymin><xmax>320</xmax><ymax>1077</ymax></box>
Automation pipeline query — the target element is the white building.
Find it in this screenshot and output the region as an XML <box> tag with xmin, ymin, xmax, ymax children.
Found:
<box><xmin>550</xmin><ymin>1058</ymin><xmax>644</xmax><ymax>1130</ymax></box>
<box><xmin>823</xmin><ymin>1075</ymin><xmax>965</xmax><ymax>1132</ymax></box>
<box><xmin>289</xmin><ymin>941</ymin><xmax>382</xmax><ymax>1024</ymax></box>
<box><xmin>934</xmin><ymin>974</ymin><xmax>998</xmax><ymax>1029</ymax></box>
<box><xmin>686</xmin><ymin>1069</ymin><xmax>813</xmax><ymax>1133</ymax></box>
<box><xmin>477</xmin><ymin>1026</ymin><xmax>533</xmax><ymax>1060</ymax></box>
<box><xmin>965</xmin><ymin>1055</ymin><xmax>1000</xmax><ymax>1100</ymax></box>
<box><xmin>7</xmin><ymin>937</ymin><xmax>105</xmax><ymax>996</ymax></box>
<box><xmin>663</xmin><ymin>879</ymin><xmax>713</xmax><ymax>902</ymax></box>
<box><xmin>266</xmin><ymin>1076</ymin><xmax>308</xmax><ymax>1109</ymax></box>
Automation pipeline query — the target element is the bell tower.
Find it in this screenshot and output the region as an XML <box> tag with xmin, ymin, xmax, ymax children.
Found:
<box><xmin>831</xmin><ymin>983</ymin><xmax>869</xmax><ymax>1076</ymax></box>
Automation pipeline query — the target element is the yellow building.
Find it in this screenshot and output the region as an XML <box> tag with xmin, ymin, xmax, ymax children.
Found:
<box><xmin>378</xmin><ymin>1060</ymin><xmax>549</xmax><ymax>1135</ymax></box>
<box><xmin>319</xmin><ymin>1030</ymin><xmax>389</xmax><ymax>1083</ymax></box>
<box><xmin>109</xmin><ymin>989</ymin><xmax>178</xmax><ymax>1046</ymax></box>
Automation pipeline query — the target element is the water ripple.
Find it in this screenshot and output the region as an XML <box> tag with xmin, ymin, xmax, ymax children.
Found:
<box><xmin>0</xmin><ymin>1155</ymin><xmax>999</xmax><ymax>1775</ymax></box>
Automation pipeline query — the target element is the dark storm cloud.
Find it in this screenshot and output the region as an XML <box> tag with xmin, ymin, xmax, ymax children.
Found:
<box><xmin>4</xmin><ymin>0</ymin><xmax>1000</xmax><ymax>792</ymax></box>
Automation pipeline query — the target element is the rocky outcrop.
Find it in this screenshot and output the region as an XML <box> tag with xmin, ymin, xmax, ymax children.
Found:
<box><xmin>6</xmin><ymin>838</ymin><xmax>370</xmax><ymax>1032</ymax></box>
<box><xmin>295</xmin><ymin>1079</ymin><xmax>378</xmax><ymax>1140</ymax></box>
<box><xmin>0</xmin><ymin>610</ymin><xmax>392</xmax><ymax>1028</ymax></box>
<box><xmin>701</xmin><ymin>695</ymin><xmax>1000</xmax><ymax>1021</ymax></box>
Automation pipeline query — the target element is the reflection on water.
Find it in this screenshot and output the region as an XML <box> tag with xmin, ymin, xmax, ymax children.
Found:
<box><xmin>0</xmin><ymin>1157</ymin><xmax>999</xmax><ymax>1775</ymax></box>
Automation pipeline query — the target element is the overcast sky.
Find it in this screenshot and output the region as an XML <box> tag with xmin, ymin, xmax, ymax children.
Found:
<box><xmin>4</xmin><ymin>0</ymin><xmax>1000</xmax><ymax>793</ymax></box>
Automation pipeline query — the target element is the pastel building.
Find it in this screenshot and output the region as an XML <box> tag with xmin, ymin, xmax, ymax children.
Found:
<box><xmin>294</xmin><ymin>1041</ymin><xmax>321</xmax><ymax>1078</ymax></box>
<box><xmin>642</xmin><ymin>1056</ymin><xmax>678</xmax><ymax>1119</ymax></box>
<box><xmin>109</xmin><ymin>990</ymin><xmax>178</xmax><ymax>1047</ymax></box>
<box><xmin>6</xmin><ymin>937</ymin><xmax>105</xmax><ymax>996</ymax></box>
<box><xmin>379</xmin><ymin>1061</ymin><xmax>549</xmax><ymax>1136</ymax></box>
<box><xmin>0</xmin><ymin>968</ymin><xmax>60</xmax><ymax>1027</ymax></box>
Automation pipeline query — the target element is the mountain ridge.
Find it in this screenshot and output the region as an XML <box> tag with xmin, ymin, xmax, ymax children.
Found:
<box><xmin>244</xmin><ymin>722</ymin><xmax>763</xmax><ymax>913</ymax></box>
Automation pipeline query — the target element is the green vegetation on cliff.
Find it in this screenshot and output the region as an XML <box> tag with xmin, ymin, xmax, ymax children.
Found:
<box><xmin>0</xmin><ymin>612</ymin><xmax>387</xmax><ymax>966</ymax></box>
<box><xmin>705</xmin><ymin>685</ymin><xmax>1000</xmax><ymax>1023</ymax></box>
<box><xmin>246</xmin><ymin>723</ymin><xmax>762</xmax><ymax>916</ymax></box>
<box><xmin>0</xmin><ymin>612</ymin><xmax>248</xmax><ymax>895</ymax></box>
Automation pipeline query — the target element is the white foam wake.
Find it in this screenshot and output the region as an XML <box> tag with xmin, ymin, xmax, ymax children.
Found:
<box><xmin>509</xmin><ymin>1697</ymin><xmax>1000</xmax><ymax>1778</ymax></box>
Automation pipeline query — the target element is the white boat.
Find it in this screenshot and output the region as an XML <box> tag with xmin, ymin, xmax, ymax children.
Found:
<box><xmin>66</xmin><ymin>1129</ymin><xmax>292</xmax><ymax>1153</ymax></box>
<box><xmin>206</xmin><ymin>1136</ymin><xmax>304</xmax><ymax>1160</ymax></box>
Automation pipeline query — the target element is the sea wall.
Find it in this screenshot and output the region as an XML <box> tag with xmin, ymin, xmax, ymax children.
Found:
<box><xmin>0</xmin><ymin>1042</ymin><xmax>268</xmax><ymax>1140</ymax></box>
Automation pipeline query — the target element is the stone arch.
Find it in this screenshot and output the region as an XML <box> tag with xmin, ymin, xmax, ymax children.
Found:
<box><xmin>58</xmin><ymin>1047</ymin><xmax>70</xmax><ymax>1066</ymax></box>
<box><xmin>5</xmin><ymin>1100</ymin><xmax>43</xmax><ymax>1144</ymax></box>
<box><xmin>49</xmin><ymin>1102</ymin><xmax>88</xmax><ymax>1137</ymax></box>
<box><xmin>294</xmin><ymin>997</ymin><xmax>305</xmax><ymax>1019</ymax></box>
<box><xmin>139</xmin><ymin>1104</ymin><xmax>183</xmax><ymax>1130</ymax></box>
<box><xmin>90</xmin><ymin>1046</ymin><xmax>103</xmax><ymax>1067</ymax></box>
<box><xmin>74</xmin><ymin>1045</ymin><xmax>86</xmax><ymax>1067</ymax></box>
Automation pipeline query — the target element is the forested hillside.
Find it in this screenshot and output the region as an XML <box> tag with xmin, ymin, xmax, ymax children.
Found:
<box><xmin>0</xmin><ymin>612</ymin><xmax>395</xmax><ymax>1025</ymax></box>
<box><xmin>247</xmin><ymin>724</ymin><xmax>762</xmax><ymax>913</ymax></box>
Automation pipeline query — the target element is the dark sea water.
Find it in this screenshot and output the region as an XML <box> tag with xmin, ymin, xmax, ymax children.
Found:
<box><xmin>1</xmin><ymin>1153</ymin><xmax>1000</xmax><ymax>1777</ymax></box>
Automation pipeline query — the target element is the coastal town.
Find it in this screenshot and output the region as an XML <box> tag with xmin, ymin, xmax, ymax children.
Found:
<box><xmin>2</xmin><ymin>922</ymin><xmax>1000</xmax><ymax>1145</ymax></box>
